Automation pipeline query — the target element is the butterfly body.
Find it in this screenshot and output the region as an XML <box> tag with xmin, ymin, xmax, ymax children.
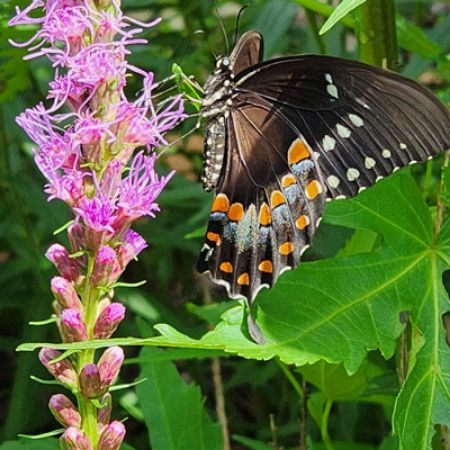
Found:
<box><xmin>197</xmin><ymin>31</ymin><xmax>450</xmax><ymax>308</ymax></box>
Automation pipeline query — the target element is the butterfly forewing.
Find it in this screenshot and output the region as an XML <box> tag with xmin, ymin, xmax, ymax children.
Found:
<box><xmin>199</xmin><ymin>31</ymin><xmax>450</xmax><ymax>302</ymax></box>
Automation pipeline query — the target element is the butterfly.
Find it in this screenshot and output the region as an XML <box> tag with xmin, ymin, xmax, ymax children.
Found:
<box><xmin>197</xmin><ymin>31</ymin><xmax>450</xmax><ymax>311</ymax></box>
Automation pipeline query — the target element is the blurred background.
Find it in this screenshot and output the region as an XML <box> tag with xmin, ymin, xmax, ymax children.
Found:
<box><xmin>0</xmin><ymin>0</ymin><xmax>449</xmax><ymax>448</ymax></box>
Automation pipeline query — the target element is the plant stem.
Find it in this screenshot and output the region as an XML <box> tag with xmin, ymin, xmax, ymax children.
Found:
<box><xmin>321</xmin><ymin>399</ymin><xmax>334</xmax><ymax>450</ymax></box>
<box><xmin>356</xmin><ymin>0</ymin><xmax>399</xmax><ymax>69</ymax></box>
<box><xmin>78</xmin><ymin>255</ymin><xmax>100</xmax><ymax>447</ymax></box>
<box><xmin>434</xmin><ymin>150</ymin><xmax>450</xmax><ymax>238</ymax></box>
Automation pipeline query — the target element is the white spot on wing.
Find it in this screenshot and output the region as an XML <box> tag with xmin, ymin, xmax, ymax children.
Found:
<box><xmin>327</xmin><ymin>84</ymin><xmax>339</xmax><ymax>99</ymax></box>
<box><xmin>382</xmin><ymin>149</ymin><xmax>392</xmax><ymax>159</ymax></box>
<box><xmin>365</xmin><ymin>157</ymin><xmax>376</xmax><ymax>169</ymax></box>
<box><xmin>400</xmin><ymin>143</ymin><xmax>407</xmax><ymax>150</ymax></box>
<box><xmin>322</xmin><ymin>135</ymin><xmax>336</xmax><ymax>152</ymax></box>
<box><xmin>347</xmin><ymin>168</ymin><xmax>360</xmax><ymax>181</ymax></box>
<box><xmin>337</xmin><ymin>124</ymin><xmax>351</xmax><ymax>138</ymax></box>
<box><xmin>327</xmin><ymin>175</ymin><xmax>340</xmax><ymax>188</ymax></box>
<box><xmin>325</xmin><ymin>73</ymin><xmax>333</xmax><ymax>84</ymax></box>
<box><xmin>349</xmin><ymin>114</ymin><xmax>364</xmax><ymax>127</ymax></box>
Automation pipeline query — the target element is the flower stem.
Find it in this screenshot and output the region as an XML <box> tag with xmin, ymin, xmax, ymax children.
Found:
<box><xmin>78</xmin><ymin>254</ymin><xmax>100</xmax><ymax>447</ymax></box>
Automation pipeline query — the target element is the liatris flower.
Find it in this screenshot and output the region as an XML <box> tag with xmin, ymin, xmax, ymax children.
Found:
<box><xmin>10</xmin><ymin>0</ymin><xmax>185</xmax><ymax>447</ymax></box>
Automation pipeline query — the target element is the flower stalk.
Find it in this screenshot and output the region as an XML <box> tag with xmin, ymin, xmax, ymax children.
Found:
<box><xmin>10</xmin><ymin>0</ymin><xmax>185</xmax><ymax>448</ymax></box>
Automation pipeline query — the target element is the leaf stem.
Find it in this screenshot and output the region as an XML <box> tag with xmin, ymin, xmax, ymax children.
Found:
<box><xmin>434</xmin><ymin>150</ymin><xmax>450</xmax><ymax>238</ymax></box>
<box><xmin>356</xmin><ymin>0</ymin><xmax>399</xmax><ymax>69</ymax></box>
<box><xmin>321</xmin><ymin>399</ymin><xmax>335</xmax><ymax>450</ymax></box>
<box><xmin>276</xmin><ymin>360</ymin><xmax>304</xmax><ymax>399</ymax></box>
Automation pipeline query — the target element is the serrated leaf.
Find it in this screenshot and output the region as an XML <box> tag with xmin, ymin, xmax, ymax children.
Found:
<box><xmin>136</xmin><ymin>347</ymin><xmax>223</xmax><ymax>450</ymax></box>
<box><xmin>319</xmin><ymin>0</ymin><xmax>367</xmax><ymax>35</ymax></box>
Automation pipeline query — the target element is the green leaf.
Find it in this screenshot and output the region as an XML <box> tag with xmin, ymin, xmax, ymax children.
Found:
<box><xmin>17</xmin><ymin>430</ymin><xmax>64</xmax><ymax>440</ymax></box>
<box><xmin>396</xmin><ymin>16</ymin><xmax>442</xmax><ymax>59</ymax></box>
<box><xmin>319</xmin><ymin>0</ymin><xmax>367</xmax><ymax>35</ymax></box>
<box><xmin>232</xmin><ymin>435</ymin><xmax>273</xmax><ymax>450</ymax></box>
<box><xmin>0</xmin><ymin>440</ymin><xmax>60</xmax><ymax>450</ymax></box>
<box><xmin>136</xmin><ymin>347</ymin><xmax>223</xmax><ymax>450</ymax></box>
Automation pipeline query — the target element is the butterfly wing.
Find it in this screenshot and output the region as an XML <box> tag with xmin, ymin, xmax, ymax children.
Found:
<box><xmin>229</xmin><ymin>30</ymin><xmax>263</xmax><ymax>74</ymax></box>
<box><xmin>235</xmin><ymin>53</ymin><xmax>450</xmax><ymax>198</ymax></box>
<box><xmin>197</xmin><ymin>93</ymin><xmax>325</xmax><ymax>301</ymax></box>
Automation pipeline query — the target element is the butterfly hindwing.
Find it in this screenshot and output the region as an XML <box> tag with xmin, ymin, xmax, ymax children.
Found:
<box><xmin>198</xmin><ymin>101</ymin><xmax>325</xmax><ymax>301</ymax></box>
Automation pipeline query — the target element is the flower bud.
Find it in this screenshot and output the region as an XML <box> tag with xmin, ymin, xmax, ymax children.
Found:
<box><xmin>51</xmin><ymin>277</ymin><xmax>83</xmax><ymax>311</ymax></box>
<box><xmin>98</xmin><ymin>346</ymin><xmax>124</xmax><ymax>388</ymax></box>
<box><xmin>60</xmin><ymin>308</ymin><xmax>88</xmax><ymax>342</ymax></box>
<box><xmin>46</xmin><ymin>244</ymin><xmax>80</xmax><ymax>282</ymax></box>
<box><xmin>48</xmin><ymin>394</ymin><xmax>81</xmax><ymax>428</ymax></box>
<box><xmin>91</xmin><ymin>246</ymin><xmax>121</xmax><ymax>286</ymax></box>
<box><xmin>97</xmin><ymin>393</ymin><xmax>112</xmax><ymax>432</ymax></box>
<box><xmin>94</xmin><ymin>303</ymin><xmax>126</xmax><ymax>339</ymax></box>
<box><xmin>117</xmin><ymin>229</ymin><xmax>147</xmax><ymax>269</ymax></box>
<box><xmin>61</xmin><ymin>427</ymin><xmax>93</xmax><ymax>450</ymax></box>
<box><xmin>98</xmin><ymin>421</ymin><xmax>126</xmax><ymax>450</ymax></box>
<box><xmin>39</xmin><ymin>348</ymin><xmax>78</xmax><ymax>389</ymax></box>
<box><xmin>80</xmin><ymin>364</ymin><xmax>102</xmax><ymax>399</ymax></box>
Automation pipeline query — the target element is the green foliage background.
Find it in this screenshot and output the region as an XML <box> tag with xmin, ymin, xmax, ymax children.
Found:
<box><xmin>0</xmin><ymin>0</ymin><xmax>449</xmax><ymax>449</ymax></box>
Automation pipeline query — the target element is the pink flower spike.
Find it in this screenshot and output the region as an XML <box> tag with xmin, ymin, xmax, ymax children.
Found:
<box><xmin>39</xmin><ymin>348</ymin><xmax>78</xmax><ymax>389</ymax></box>
<box><xmin>51</xmin><ymin>276</ymin><xmax>83</xmax><ymax>311</ymax></box>
<box><xmin>94</xmin><ymin>303</ymin><xmax>126</xmax><ymax>340</ymax></box>
<box><xmin>98</xmin><ymin>421</ymin><xmax>126</xmax><ymax>450</ymax></box>
<box><xmin>80</xmin><ymin>364</ymin><xmax>102</xmax><ymax>399</ymax></box>
<box><xmin>98</xmin><ymin>346</ymin><xmax>124</xmax><ymax>388</ymax></box>
<box><xmin>49</xmin><ymin>394</ymin><xmax>81</xmax><ymax>428</ymax></box>
<box><xmin>46</xmin><ymin>244</ymin><xmax>81</xmax><ymax>282</ymax></box>
<box><xmin>117</xmin><ymin>229</ymin><xmax>148</xmax><ymax>269</ymax></box>
<box><xmin>61</xmin><ymin>427</ymin><xmax>93</xmax><ymax>450</ymax></box>
<box><xmin>60</xmin><ymin>308</ymin><xmax>88</xmax><ymax>342</ymax></box>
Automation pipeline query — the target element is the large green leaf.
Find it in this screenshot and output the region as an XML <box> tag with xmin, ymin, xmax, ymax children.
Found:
<box><xmin>136</xmin><ymin>347</ymin><xmax>223</xmax><ymax>450</ymax></box>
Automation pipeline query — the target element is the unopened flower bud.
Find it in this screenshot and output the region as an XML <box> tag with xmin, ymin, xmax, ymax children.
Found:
<box><xmin>80</xmin><ymin>364</ymin><xmax>102</xmax><ymax>399</ymax></box>
<box><xmin>94</xmin><ymin>303</ymin><xmax>126</xmax><ymax>339</ymax></box>
<box><xmin>61</xmin><ymin>427</ymin><xmax>93</xmax><ymax>450</ymax></box>
<box><xmin>91</xmin><ymin>246</ymin><xmax>120</xmax><ymax>286</ymax></box>
<box><xmin>98</xmin><ymin>346</ymin><xmax>124</xmax><ymax>388</ymax></box>
<box><xmin>46</xmin><ymin>244</ymin><xmax>80</xmax><ymax>282</ymax></box>
<box><xmin>97</xmin><ymin>393</ymin><xmax>112</xmax><ymax>432</ymax></box>
<box><xmin>60</xmin><ymin>308</ymin><xmax>88</xmax><ymax>342</ymax></box>
<box><xmin>51</xmin><ymin>277</ymin><xmax>83</xmax><ymax>311</ymax></box>
<box><xmin>98</xmin><ymin>421</ymin><xmax>126</xmax><ymax>450</ymax></box>
<box><xmin>39</xmin><ymin>348</ymin><xmax>78</xmax><ymax>388</ymax></box>
<box><xmin>48</xmin><ymin>394</ymin><xmax>81</xmax><ymax>428</ymax></box>
<box><xmin>117</xmin><ymin>229</ymin><xmax>147</xmax><ymax>269</ymax></box>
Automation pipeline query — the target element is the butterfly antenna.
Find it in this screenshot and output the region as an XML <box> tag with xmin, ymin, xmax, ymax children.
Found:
<box><xmin>214</xmin><ymin>1</ymin><xmax>229</xmax><ymax>54</ymax></box>
<box><xmin>233</xmin><ymin>4</ymin><xmax>249</xmax><ymax>47</ymax></box>
<box><xmin>194</xmin><ymin>29</ymin><xmax>217</xmax><ymax>60</ymax></box>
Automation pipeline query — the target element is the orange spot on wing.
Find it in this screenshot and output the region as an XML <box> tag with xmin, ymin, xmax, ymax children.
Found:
<box><xmin>295</xmin><ymin>215</ymin><xmax>310</xmax><ymax>230</ymax></box>
<box><xmin>288</xmin><ymin>139</ymin><xmax>310</xmax><ymax>165</ymax></box>
<box><xmin>211</xmin><ymin>193</ymin><xmax>230</xmax><ymax>213</ymax></box>
<box><xmin>279</xmin><ymin>241</ymin><xmax>294</xmax><ymax>255</ymax></box>
<box><xmin>219</xmin><ymin>262</ymin><xmax>233</xmax><ymax>273</ymax></box>
<box><xmin>206</xmin><ymin>232</ymin><xmax>221</xmax><ymax>245</ymax></box>
<box><xmin>259</xmin><ymin>260</ymin><xmax>273</xmax><ymax>273</ymax></box>
<box><xmin>228</xmin><ymin>203</ymin><xmax>245</xmax><ymax>222</ymax></box>
<box><xmin>305</xmin><ymin>180</ymin><xmax>323</xmax><ymax>200</ymax></box>
<box><xmin>259</xmin><ymin>203</ymin><xmax>272</xmax><ymax>226</ymax></box>
<box><xmin>282</xmin><ymin>174</ymin><xmax>297</xmax><ymax>188</ymax></box>
<box><xmin>237</xmin><ymin>272</ymin><xmax>250</xmax><ymax>286</ymax></box>
<box><xmin>271</xmin><ymin>190</ymin><xmax>286</xmax><ymax>209</ymax></box>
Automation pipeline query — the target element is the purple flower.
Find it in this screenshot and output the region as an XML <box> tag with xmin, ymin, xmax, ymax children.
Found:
<box><xmin>94</xmin><ymin>303</ymin><xmax>126</xmax><ymax>340</ymax></box>
<box><xmin>98</xmin><ymin>421</ymin><xmax>126</xmax><ymax>450</ymax></box>
<box><xmin>51</xmin><ymin>276</ymin><xmax>83</xmax><ymax>311</ymax></box>
<box><xmin>46</xmin><ymin>243</ymin><xmax>81</xmax><ymax>282</ymax></box>
<box><xmin>49</xmin><ymin>394</ymin><xmax>81</xmax><ymax>428</ymax></box>
<box><xmin>39</xmin><ymin>348</ymin><xmax>78</xmax><ymax>388</ymax></box>
<box><xmin>60</xmin><ymin>308</ymin><xmax>88</xmax><ymax>342</ymax></box>
<box><xmin>117</xmin><ymin>229</ymin><xmax>148</xmax><ymax>269</ymax></box>
<box><xmin>80</xmin><ymin>364</ymin><xmax>102</xmax><ymax>398</ymax></box>
<box><xmin>118</xmin><ymin>151</ymin><xmax>174</xmax><ymax>223</ymax></box>
<box><xmin>61</xmin><ymin>426</ymin><xmax>93</xmax><ymax>450</ymax></box>
<box><xmin>98</xmin><ymin>346</ymin><xmax>124</xmax><ymax>388</ymax></box>
<box><xmin>91</xmin><ymin>245</ymin><xmax>121</xmax><ymax>286</ymax></box>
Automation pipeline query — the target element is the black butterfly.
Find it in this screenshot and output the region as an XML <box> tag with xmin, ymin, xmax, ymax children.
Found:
<box><xmin>197</xmin><ymin>31</ymin><xmax>450</xmax><ymax>308</ymax></box>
